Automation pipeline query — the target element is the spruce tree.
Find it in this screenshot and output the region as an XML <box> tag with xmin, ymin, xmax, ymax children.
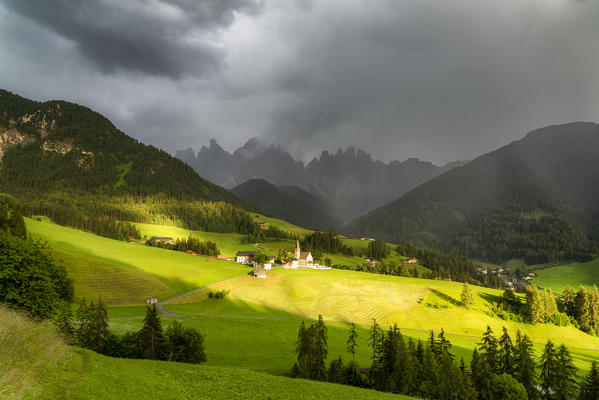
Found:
<box><xmin>498</xmin><ymin>327</ymin><xmax>515</xmax><ymax>376</ymax></box>
<box><xmin>471</xmin><ymin>349</ymin><xmax>494</xmax><ymax>400</ymax></box>
<box><xmin>575</xmin><ymin>286</ymin><xmax>591</xmax><ymax>332</ymax></box>
<box><xmin>590</xmin><ymin>285</ymin><xmax>599</xmax><ymax>334</ymax></box>
<box><xmin>461</xmin><ymin>282</ymin><xmax>474</xmax><ymax>308</ymax></box>
<box><xmin>310</xmin><ymin>315</ymin><xmax>328</xmax><ymax>381</ymax></box>
<box><xmin>368</xmin><ymin>318</ymin><xmax>383</xmax><ymax>387</ymax></box>
<box><xmin>480</xmin><ymin>326</ymin><xmax>498</xmax><ymax>373</ymax></box>
<box><xmin>579</xmin><ymin>361</ymin><xmax>599</xmax><ymax>400</ymax></box>
<box><xmin>328</xmin><ymin>356</ymin><xmax>344</xmax><ymax>384</ymax></box>
<box><xmin>294</xmin><ymin>320</ymin><xmax>310</xmax><ymax>378</ymax></box>
<box><xmin>527</xmin><ymin>285</ymin><xmax>543</xmax><ymax>324</ymax></box>
<box><xmin>553</xmin><ymin>344</ymin><xmax>576</xmax><ymax>400</ymax></box>
<box><xmin>55</xmin><ymin>300</ymin><xmax>73</xmax><ymax>342</ymax></box>
<box><xmin>562</xmin><ymin>285</ymin><xmax>576</xmax><ymax>317</ymax></box>
<box><xmin>540</xmin><ymin>340</ymin><xmax>558</xmax><ymax>399</ymax></box>
<box><xmin>514</xmin><ymin>331</ymin><xmax>537</xmax><ymax>400</ymax></box>
<box><xmin>138</xmin><ymin>305</ymin><xmax>168</xmax><ymax>360</ymax></box>
<box><xmin>346</xmin><ymin>323</ymin><xmax>358</xmax><ymax>385</ymax></box>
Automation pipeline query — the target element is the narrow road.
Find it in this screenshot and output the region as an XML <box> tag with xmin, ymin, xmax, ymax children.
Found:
<box><xmin>156</xmin><ymin>274</ymin><xmax>248</xmax><ymax>317</ymax></box>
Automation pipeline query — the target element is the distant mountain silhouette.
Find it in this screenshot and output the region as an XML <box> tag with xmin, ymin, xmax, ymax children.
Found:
<box><xmin>345</xmin><ymin>122</ymin><xmax>599</xmax><ymax>264</ymax></box>
<box><xmin>231</xmin><ymin>179</ymin><xmax>340</xmax><ymax>230</ymax></box>
<box><xmin>177</xmin><ymin>139</ymin><xmax>464</xmax><ymax>221</ymax></box>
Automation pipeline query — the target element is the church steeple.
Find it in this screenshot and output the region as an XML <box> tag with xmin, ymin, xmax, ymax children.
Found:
<box><xmin>295</xmin><ymin>239</ymin><xmax>300</xmax><ymax>259</ymax></box>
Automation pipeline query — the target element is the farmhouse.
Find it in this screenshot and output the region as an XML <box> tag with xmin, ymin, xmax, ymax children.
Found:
<box><xmin>236</xmin><ymin>250</ymin><xmax>258</xmax><ymax>265</ymax></box>
<box><xmin>405</xmin><ymin>258</ymin><xmax>418</xmax><ymax>264</ymax></box>
<box><xmin>154</xmin><ymin>237</ymin><xmax>174</xmax><ymax>245</ymax></box>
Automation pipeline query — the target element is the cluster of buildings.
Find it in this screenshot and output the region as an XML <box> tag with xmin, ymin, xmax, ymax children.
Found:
<box><xmin>476</xmin><ymin>265</ymin><xmax>536</xmax><ymax>290</ymax></box>
<box><xmin>236</xmin><ymin>240</ymin><xmax>330</xmax><ymax>278</ymax></box>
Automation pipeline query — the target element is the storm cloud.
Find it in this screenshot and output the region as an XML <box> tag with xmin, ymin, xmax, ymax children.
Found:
<box><xmin>1</xmin><ymin>0</ymin><xmax>598</xmax><ymax>164</ymax></box>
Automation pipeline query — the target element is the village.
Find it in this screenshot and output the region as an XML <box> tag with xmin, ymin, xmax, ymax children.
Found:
<box><xmin>476</xmin><ymin>264</ymin><xmax>536</xmax><ymax>292</ymax></box>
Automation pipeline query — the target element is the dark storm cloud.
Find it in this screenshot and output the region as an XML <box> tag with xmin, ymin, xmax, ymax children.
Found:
<box><xmin>1</xmin><ymin>0</ymin><xmax>599</xmax><ymax>164</ymax></box>
<box><xmin>1</xmin><ymin>0</ymin><xmax>261</xmax><ymax>78</ymax></box>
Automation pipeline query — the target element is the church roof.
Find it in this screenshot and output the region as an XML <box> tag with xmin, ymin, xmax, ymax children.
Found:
<box><xmin>299</xmin><ymin>252</ymin><xmax>311</xmax><ymax>260</ymax></box>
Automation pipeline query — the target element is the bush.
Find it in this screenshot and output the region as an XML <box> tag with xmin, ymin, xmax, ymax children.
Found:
<box><xmin>0</xmin><ymin>230</ymin><xmax>73</xmax><ymax>318</ymax></box>
<box><xmin>166</xmin><ymin>321</ymin><xmax>206</xmax><ymax>364</ymax></box>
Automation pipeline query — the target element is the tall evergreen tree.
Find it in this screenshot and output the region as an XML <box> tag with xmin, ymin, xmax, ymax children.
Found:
<box><xmin>310</xmin><ymin>315</ymin><xmax>328</xmax><ymax>381</ymax></box>
<box><xmin>540</xmin><ymin>340</ymin><xmax>558</xmax><ymax>399</ymax></box>
<box><xmin>471</xmin><ymin>349</ymin><xmax>494</xmax><ymax>400</ymax></box>
<box><xmin>498</xmin><ymin>327</ymin><xmax>515</xmax><ymax>376</ymax></box>
<box><xmin>579</xmin><ymin>361</ymin><xmax>599</xmax><ymax>400</ymax></box>
<box><xmin>575</xmin><ymin>286</ymin><xmax>591</xmax><ymax>332</ymax></box>
<box><xmin>562</xmin><ymin>285</ymin><xmax>576</xmax><ymax>317</ymax></box>
<box><xmin>479</xmin><ymin>326</ymin><xmax>498</xmax><ymax>373</ymax></box>
<box><xmin>527</xmin><ymin>285</ymin><xmax>543</xmax><ymax>324</ymax></box>
<box><xmin>328</xmin><ymin>356</ymin><xmax>345</xmax><ymax>384</ymax></box>
<box><xmin>294</xmin><ymin>320</ymin><xmax>310</xmax><ymax>378</ymax></box>
<box><xmin>461</xmin><ymin>282</ymin><xmax>474</xmax><ymax>309</ymax></box>
<box><xmin>137</xmin><ymin>305</ymin><xmax>168</xmax><ymax>360</ymax></box>
<box><xmin>514</xmin><ymin>331</ymin><xmax>538</xmax><ymax>400</ymax></box>
<box><xmin>553</xmin><ymin>344</ymin><xmax>576</xmax><ymax>400</ymax></box>
<box><xmin>346</xmin><ymin>323</ymin><xmax>359</xmax><ymax>385</ymax></box>
<box><xmin>368</xmin><ymin>318</ymin><xmax>383</xmax><ymax>387</ymax></box>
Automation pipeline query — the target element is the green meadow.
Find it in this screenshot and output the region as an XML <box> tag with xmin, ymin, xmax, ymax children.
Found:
<box><xmin>0</xmin><ymin>306</ymin><xmax>415</xmax><ymax>400</ymax></box>
<box><xmin>21</xmin><ymin>217</ymin><xmax>599</xmax><ymax>382</ymax></box>
<box><xmin>534</xmin><ymin>258</ymin><xmax>599</xmax><ymax>293</ymax></box>
<box><xmin>26</xmin><ymin>217</ymin><xmax>250</xmax><ymax>304</ymax></box>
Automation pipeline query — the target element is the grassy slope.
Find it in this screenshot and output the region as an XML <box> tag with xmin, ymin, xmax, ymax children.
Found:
<box><xmin>0</xmin><ymin>306</ymin><xmax>413</xmax><ymax>400</ymax></box>
<box><xmin>534</xmin><ymin>258</ymin><xmax>599</xmax><ymax>293</ymax></box>
<box><xmin>26</xmin><ymin>218</ymin><xmax>250</xmax><ymax>304</ymax></box>
<box><xmin>24</xmin><ymin>218</ymin><xmax>599</xmax><ymax>377</ymax></box>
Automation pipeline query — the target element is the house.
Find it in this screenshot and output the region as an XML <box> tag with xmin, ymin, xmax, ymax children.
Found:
<box><xmin>185</xmin><ymin>250</ymin><xmax>197</xmax><ymax>255</ymax></box>
<box><xmin>154</xmin><ymin>237</ymin><xmax>174</xmax><ymax>245</ymax></box>
<box><xmin>145</xmin><ymin>297</ymin><xmax>158</xmax><ymax>305</ymax></box>
<box><xmin>253</xmin><ymin>268</ymin><xmax>267</xmax><ymax>278</ymax></box>
<box><xmin>236</xmin><ymin>251</ymin><xmax>258</xmax><ymax>264</ymax></box>
<box><xmin>283</xmin><ymin>258</ymin><xmax>299</xmax><ymax>269</ymax></box>
<box><xmin>259</xmin><ymin>222</ymin><xmax>270</xmax><ymax>229</ymax></box>
<box><xmin>405</xmin><ymin>258</ymin><xmax>418</xmax><ymax>264</ymax></box>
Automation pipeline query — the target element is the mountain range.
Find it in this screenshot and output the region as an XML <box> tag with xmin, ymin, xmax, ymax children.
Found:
<box><xmin>176</xmin><ymin>139</ymin><xmax>465</xmax><ymax>222</ymax></box>
<box><xmin>345</xmin><ymin>122</ymin><xmax>599</xmax><ymax>264</ymax></box>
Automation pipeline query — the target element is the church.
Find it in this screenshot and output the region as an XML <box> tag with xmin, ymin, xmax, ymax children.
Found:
<box><xmin>284</xmin><ymin>239</ymin><xmax>313</xmax><ymax>268</ymax></box>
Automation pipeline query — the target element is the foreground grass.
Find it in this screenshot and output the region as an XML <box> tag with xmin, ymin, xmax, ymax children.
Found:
<box><xmin>26</xmin><ymin>218</ymin><xmax>250</xmax><ymax>305</ymax></box>
<box><xmin>0</xmin><ymin>305</ymin><xmax>68</xmax><ymax>400</ymax></box>
<box><xmin>0</xmin><ymin>306</ymin><xmax>412</xmax><ymax>400</ymax></box>
<box><xmin>534</xmin><ymin>258</ymin><xmax>599</xmax><ymax>293</ymax></box>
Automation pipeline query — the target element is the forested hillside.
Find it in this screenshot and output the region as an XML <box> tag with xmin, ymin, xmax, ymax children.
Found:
<box><xmin>346</xmin><ymin>123</ymin><xmax>599</xmax><ymax>264</ymax></box>
<box><xmin>0</xmin><ymin>89</ymin><xmax>257</xmax><ymax>234</ymax></box>
<box><xmin>231</xmin><ymin>179</ymin><xmax>339</xmax><ymax>230</ymax></box>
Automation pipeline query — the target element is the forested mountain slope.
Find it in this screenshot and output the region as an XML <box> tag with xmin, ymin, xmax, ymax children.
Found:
<box><xmin>346</xmin><ymin>122</ymin><xmax>599</xmax><ymax>264</ymax></box>
<box><xmin>231</xmin><ymin>179</ymin><xmax>340</xmax><ymax>230</ymax></box>
<box><xmin>0</xmin><ymin>89</ymin><xmax>257</xmax><ymax>234</ymax></box>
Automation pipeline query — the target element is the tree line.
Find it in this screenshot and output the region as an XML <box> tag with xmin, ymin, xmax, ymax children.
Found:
<box><xmin>146</xmin><ymin>236</ymin><xmax>220</xmax><ymax>257</ymax></box>
<box><xmin>291</xmin><ymin>318</ymin><xmax>599</xmax><ymax>399</ymax></box>
<box><xmin>300</xmin><ymin>230</ymin><xmax>355</xmax><ymax>256</ymax></box>
<box><xmin>56</xmin><ymin>299</ymin><xmax>206</xmax><ymax>364</ymax></box>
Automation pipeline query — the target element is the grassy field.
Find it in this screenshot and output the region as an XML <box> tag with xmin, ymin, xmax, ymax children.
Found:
<box><xmin>534</xmin><ymin>258</ymin><xmax>599</xmax><ymax>293</ymax></box>
<box><xmin>252</xmin><ymin>213</ymin><xmax>314</xmax><ymax>236</ymax></box>
<box><xmin>0</xmin><ymin>306</ymin><xmax>416</xmax><ymax>400</ymax></box>
<box><xmin>26</xmin><ymin>218</ymin><xmax>250</xmax><ymax>305</ymax></box>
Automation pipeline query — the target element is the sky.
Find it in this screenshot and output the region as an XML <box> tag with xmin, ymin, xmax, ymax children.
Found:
<box><xmin>1</xmin><ymin>0</ymin><xmax>598</xmax><ymax>165</ymax></box>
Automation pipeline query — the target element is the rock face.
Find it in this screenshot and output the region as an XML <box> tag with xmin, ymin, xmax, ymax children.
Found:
<box><xmin>177</xmin><ymin>138</ymin><xmax>464</xmax><ymax>222</ymax></box>
<box><xmin>0</xmin><ymin>129</ymin><xmax>34</xmax><ymax>165</ymax></box>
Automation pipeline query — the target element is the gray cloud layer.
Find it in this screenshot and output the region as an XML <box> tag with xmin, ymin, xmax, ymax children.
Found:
<box><xmin>1</xmin><ymin>0</ymin><xmax>598</xmax><ymax>164</ymax></box>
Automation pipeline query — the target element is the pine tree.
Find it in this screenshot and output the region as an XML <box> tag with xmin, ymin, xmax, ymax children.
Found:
<box><xmin>328</xmin><ymin>356</ymin><xmax>345</xmax><ymax>384</ymax></box>
<box><xmin>294</xmin><ymin>320</ymin><xmax>310</xmax><ymax>378</ymax></box>
<box><xmin>346</xmin><ymin>323</ymin><xmax>358</xmax><ymax>385</ymax></box>
<box><xmin>562</xmin><ymin>285</ymin><xmax>576</xmax><ymax>317</ymax></box>
<box><xmin>480</xmin><ymin>326</ymin><xmax>498</xmax><ymax>373</ymax></box>
<box><xmin>514</xmin><ymin>331</ymin><xmax>537</xmax><ymax>400</ymax></box>
<box><xmin>498</xmin><ymin>327</ymin><xmax>515</xmax><ymax>376</ymax></box>
<box><xmin>579</xmin><ymin>361</ymin><xmax>599</xmax><ymax>400</ymax></box>
<box><xmin>368</xmin><ymin>318</ymin><xmax>383</xmax><ymax>387</ymax></box>
<box><xmin>590</xmin><ymin>285</ymin><xmax>599</xmax><ymax>334</ymax></box>
<box><xmin>527</xmin><ymin>285</ymin><xmax>543</xmax><ymax>324</ymax></box>
<box><xmin>310</xmin><ymin>315</ymin><xmax>328</xmax><ymax>381</ymax></box>
<box><xmin>138</xmin><ymin>305</ymin><xmax>168</xmax><ymax>360</ymax></box>
<box><xmin>437</xmin><ymin>328</ymin><xmax>453</xmax><ymax>360</ymax></box>
<box><xmin>55</xmin><ymin>300</ymin><xmax>73</xmax><ymax>342</ymax></box>
<box><xmin>553</xmin><ymin>344</ymin><xmax>576</xmax><ymax>400</ymax></box>
<box><xmin>461</xmin><ymin>282</ymin><xmax>474</xmax><ymax>309</ymax></box>
<box><xmin>471</xmin><ymin>349</ymin><xmax>494</xmax><ymax>400</ymax></box>
<box><xmin>575</xmin><ymin>286</ymin><xmax>592</xmax><ymax>332</ymax></box>
<box><xmin>540</xmin><ymin>340</ymin><xmax>558</xmax><ymax>399</ymax></box>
